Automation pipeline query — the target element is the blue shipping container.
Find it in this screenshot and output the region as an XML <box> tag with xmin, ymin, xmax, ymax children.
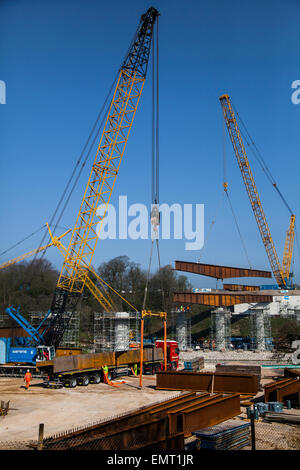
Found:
<box><xmin>8</xmin><ymin>347</ymin><xmax>37</xmax><ymax>364</ymax></box>
<box><xmin>260</xmin><ymin>284</ymin><xmax>279</xmax><ymax>290</ymax></box>
<box><xmin>0</xmin><ymin>337</ymin><xmax>11</xmax><ymax>364</ymax></box>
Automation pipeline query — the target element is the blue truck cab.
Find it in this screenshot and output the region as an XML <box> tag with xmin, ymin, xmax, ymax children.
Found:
<box><xmin>8</xmin><ymin>347</ymin><xmax>37</xmax><ymax>364</ymax></box>
<box><xmin>7</xmin><ymin>345</ymin><xmax>55</xmax><ymax>365</ymax></box>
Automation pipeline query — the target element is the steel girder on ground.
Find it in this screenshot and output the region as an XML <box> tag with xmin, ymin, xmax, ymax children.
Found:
<box><xmin>264</xmin><ymin>377</ymin><xmax>300</xmax><ymax>406</ymax></box>
<box><xmin>156</xmin><ymin>371</ymin><xmax>259</xmax><ymax>395</ymax></box>
<box><xmin>41</xmin><ymin>391</ymin><xmax>241</xmax><ymax>449</ymax></box>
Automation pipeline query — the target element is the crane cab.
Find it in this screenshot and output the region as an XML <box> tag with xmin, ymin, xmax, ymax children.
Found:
<box><xmin>36</xmin><ymin>345</ymin><xmax>55</xmax><ymax>362</ymax></box>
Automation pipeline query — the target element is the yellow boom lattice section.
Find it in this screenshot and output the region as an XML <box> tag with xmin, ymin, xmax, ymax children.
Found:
<box><xmin>57</xmin><ymin>69</ymin><xmax>145</xmax><ymax>295</ymax></box>
<box><xmin>282</xmin><ymin>214</ymin><xmax>295</xmax><ymax>280</ymax></box>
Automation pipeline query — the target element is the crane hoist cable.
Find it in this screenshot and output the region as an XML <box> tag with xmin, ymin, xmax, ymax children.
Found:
<box><xmin>197</xmin><ymin>191</ymin><xmax>225</xmax><ymax>263</ymax></box>
<box><xmin>198</xmin><ymin>114</ymin><xmax>252</xmax><ymax>267</ymax></box>
<box><xmin>25</xmin><ymin>12</ymin><xmax>157</xmax><ymax>298</ymax></box>
<box><xmin>222</xmin><ymin>114</ymin><xmax>252</xmax><ymax>269</ymax></box>
<box><xmin>142</xmin><ymin>15</ymin><xmax>166</xmax><ymax>313</ymax></box>
<box><xmin>231</xmin><ymin>100</ymin><xmax>294</xmax><ymax>216</ymax></box>
<box><xmin>30</xmin><ymin>19</ymin><xmax>143</xmax><ymax>269</ymax></box>
<box><xmin>31</xmin><ymin>77</ymin><xmax>119</xmax><ymax>264</ymax></box>
<box><xmin>224</xmin><ymin>190</ymin><xmax>253</xmax><ymax>269</ymax></box>
<box><xmin>231</xmin><ymin>100</ymin><xmax>297</xmax><ymax>279</ymax></box>
<box><xmin>0</xmin><ymin>225</ymin><xmax>45</xmax><ymax>260</ymax></box>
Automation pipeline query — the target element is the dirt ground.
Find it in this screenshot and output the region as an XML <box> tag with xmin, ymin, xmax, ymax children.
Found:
<box><xmin>0</xmin><ymin>365</ymin><xmax>299</xmax><ymax>450</ymax></box>
<box><xmin>0</xmin><ymin>375</ymin><xmax>177</xmax><ymax>442</ymax></box>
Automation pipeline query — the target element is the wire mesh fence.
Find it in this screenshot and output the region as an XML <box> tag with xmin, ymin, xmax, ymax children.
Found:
<box><xmin>0</xmin><ymin>417</ymin><xmax>299</xmax><ymax>450</ymax></box>
<box><xmin>0</xmin><ymin>440</ymin><xmax>37</xmax><ymax>450</ymax></box>
<box><xmin>246</xmin><ymin>414</ymin><xmax>300</xmax><ymax>450</ymax></box>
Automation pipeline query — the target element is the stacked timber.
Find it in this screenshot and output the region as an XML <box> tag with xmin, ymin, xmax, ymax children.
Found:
<box><xmin>184</xmin><ymin>357</ymin><xmax>204</xmax><ymax>372</ymax></box>
<box><xmin>263</xmin><ymin>412</ymin><xmax>300</xmax><ymax>425</ymax></box>
<box><xmin>192</xmin><ymin>420</ymin><xmax>250</xmax><ymax>450</ymax></box>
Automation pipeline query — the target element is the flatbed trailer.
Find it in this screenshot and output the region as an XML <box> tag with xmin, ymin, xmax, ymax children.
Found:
<box><xmin>37</xmin><ymin>342</ymin><xmax>179</xmax><ymax>388</ymax></box>
<box><xmin>0</xmin><ymin>363</ymin><xmax>41</xmax><ymax>378</ymax></box>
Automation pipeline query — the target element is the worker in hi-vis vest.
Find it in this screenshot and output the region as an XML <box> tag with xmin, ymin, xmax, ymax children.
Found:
<box><xmin>133</xmin><ymin>363</ymin><xmax>138</xmax><ymax>376</ymax></box>
<box><xmin>103</xmin><ymin>365</ymin><xmax>109</xmax><ymax>382</ymax></box>
<box><xmin>24</xmin><ymin>370</ymin><xmax>32</xmax><ymax>390</ymax></box>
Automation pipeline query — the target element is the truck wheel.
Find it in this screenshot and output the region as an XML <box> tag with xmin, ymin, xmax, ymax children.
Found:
<box><xmin>69</xmin><ymin>377</ymin><xmax>77</xmax><ymax>388</ymax></box>
<box><xmin>81</xmin><ymin>375</ymin><xmax>89</xmax><ymax>386</ymax></box>
<box><xmin>91</xmin><ymin>374</ymin><xmax>101</xmax><ymax>384</ymax></box>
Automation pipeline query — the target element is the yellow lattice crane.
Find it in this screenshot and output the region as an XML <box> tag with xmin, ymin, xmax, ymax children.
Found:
<box><xmin>43</xmin><ymin>8</ymin><xmax>159</xmax><ymax>348</ymax></box>
<box><xmin>220</xmin><ymin>94</ymin><xmax>295</xmax><ymax>288</ymax></box>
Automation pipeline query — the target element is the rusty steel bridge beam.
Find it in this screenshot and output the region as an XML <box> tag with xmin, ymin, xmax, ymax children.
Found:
<box><xmin>42</xmin><ymin>392</ymin><xmax>197</xmax><ymax>445</ymax></box>
<box><xmin>42</xmin><ymin>391</ymin><xmax>241</xmax><ymax>449</ymax></box>
<box><xmin>43</xmin><ymin>415</ymin><xmax>181</xmax><ymax>450</ymax></box>
<box><xmin>168</xmin><ymin>393</ymin><xmax>241</xmax><ymax>437</ymax></box>
<box><xmin>175</xmin><ymin>260</ymin><xmax>272</xmax><ymax>279</ymax></box>
<box><xmin>173</xmin><ymin>291</ymin><xmax>273</xmax><ymax>306</ymax></box>
<box><xmin>264</xmin><ymin>377</ymin><xmax>300</xmax><ymax>405</ymax></box>
<box><xmin>156</xmin><ymin>371</ymin><xmax>259</xmax><ymax>395</ymax></box>
<box><xmin>42</xmin><ymin>392</ymin><xmax>241</xmax><ymax>448</ymax></box>
<box><xmin>223</xmin><ymin>283</ymin><xmax>260</xmax><ymax>292</ymax></box>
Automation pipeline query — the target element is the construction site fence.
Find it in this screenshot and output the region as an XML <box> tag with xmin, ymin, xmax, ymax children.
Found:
<box><xmin>0</xmin><ymin>409</ymin><xmax>299</xmax><ymax>450</ymax></box>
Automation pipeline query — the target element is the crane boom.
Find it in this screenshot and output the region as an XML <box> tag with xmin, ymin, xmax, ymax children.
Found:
<box><xmin>282</xmin><ymin>214</ymin><xmax>295</xmax><ymax>280</ymax></box>
<box><xmin>45</xmin><ymin>8</ymin><xmax>158</xmax><ymax>348</ymax></box>
<box><xmin>0</xmin><ymin>227</ymin><xmax>71</xmax><ymax>271</ymax></box>
<box><xmin>219</xmin><ymin>94</ymin><xmax>287</xmax><ymax>288</ymax></box>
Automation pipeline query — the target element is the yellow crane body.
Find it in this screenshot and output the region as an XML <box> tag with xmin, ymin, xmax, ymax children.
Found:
<box><xmin>219</xmin><ymin>94</ymin><xmax>287</xmax><ymax>288</ymax></box>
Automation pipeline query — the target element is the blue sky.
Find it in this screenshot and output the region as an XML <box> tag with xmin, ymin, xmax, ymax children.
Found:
<box><xmin>0</xmin><ymin>0</ymin><xmax>299</xmax><ymax>288</ymax></box>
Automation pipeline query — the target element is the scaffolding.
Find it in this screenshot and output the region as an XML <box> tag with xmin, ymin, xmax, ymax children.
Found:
<box><xmin>93</xmin><ymin>311</ymin><xmax>140</xmax><ymax>352</ymax></box>
<box><xmin>210</xmin><ymin>307</ymin><xmax>232</xmax><ymax>351</ymax></box>
<box><xmin>0</xmin><ymin>311</ymin><xmax>7</xmax><ymax>327</ymax></box>
<box><xmin>170</xmin><ymin>309</ymin><xmax>191</xmax><ymax>351</ymax></box>
<box><xmin>249</xmin><ymin>306</ymin><xmax>272</xmax><ymax>351</ymax></box>
<box><xmin>29</xmin><ymin>311</ymin><xmax>80</xmax><ymax>348</ymax></box>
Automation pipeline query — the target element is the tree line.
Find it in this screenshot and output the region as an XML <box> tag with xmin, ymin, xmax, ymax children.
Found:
<box><xmin>0</xmin><ymin>255</ymin><xmax>191</xmax><ymax>320</ymax></box>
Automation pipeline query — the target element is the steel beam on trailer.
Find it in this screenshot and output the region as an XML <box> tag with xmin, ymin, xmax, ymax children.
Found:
<box><xmin>173</xmin><ymin>291</ymin><xmax>273</xmax><ymax>306</ymax></box>
<box><xmin>156</xmin><ymin>371</ymin><xmax>259</xmax><ymax>395</ymax></box>
<box><xmin>175</xmin><ymin>260</ymin><xmax>272</xmax><ymax>279</ymax></box>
